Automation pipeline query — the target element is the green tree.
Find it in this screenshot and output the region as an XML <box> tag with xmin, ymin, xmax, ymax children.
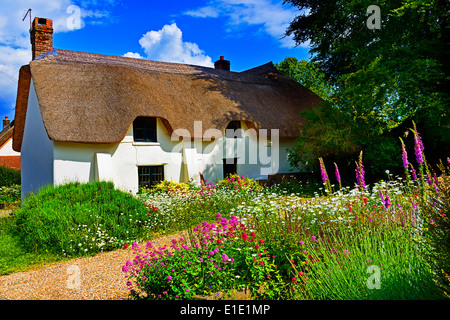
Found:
<box><xmin>274</xmin><ymin>57</ymin><xmax>333</xmax><ymax>101</ymax></box>
<box><xmin>275</xmin><ymin>58</ymin><xmax>359</xmax><ymax>170</ymax></box>
<box><xmin>282</xmin><ymin>0</ymin><xmax>449</xmax><ymax>177</ymax></box>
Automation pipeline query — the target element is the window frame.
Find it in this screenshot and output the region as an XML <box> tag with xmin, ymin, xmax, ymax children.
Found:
<box><xmin>133</xmin><ymin>117</ymin><xmax>157</xmax><ymax>143</ymax></box>
<box><xmin>138</xmin><ymin>165</ymin><xmax>164</xmax><ymax>189</ymax></box>
<box><xmin>223</xmin><ymin>158</ymin><xmax>237</xmax><ymax>178</ymax></box>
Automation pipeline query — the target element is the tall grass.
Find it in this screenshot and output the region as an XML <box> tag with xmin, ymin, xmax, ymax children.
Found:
<box><xmin>290</xmin><ymin>220</ymin><xmax>440</xmax><ymax>299</ymax></box>
<box><xmin>0</xmin><ymin>215</ymin><xmax>62</xmax><ymax>275</ymax></box>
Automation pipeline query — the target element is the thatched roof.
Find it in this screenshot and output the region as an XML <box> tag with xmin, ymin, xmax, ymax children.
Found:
<box><xmin>0</xmin><ymin>121</ymin><xmax>14</xmax><ymax>148</ymax></box>
<box><xmin>13</xmin><ymin>49</ymin><xmax>322</xmax><ymax>152</ymax></box>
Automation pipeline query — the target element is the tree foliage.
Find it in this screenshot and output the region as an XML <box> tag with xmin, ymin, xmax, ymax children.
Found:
<box><xmin>274</xmin><ymin>57</ymin><xmax>333</xmax><ymax>101</ymax></box>
<box><xmin>281</xmin><ymin>0</ymin><xmax>449</xmax><ymax>178</ymax></box>
<box><xmin>275</xmin><ymin>58</ymin><xmax>359</xmax><ymax>168</ymax></box>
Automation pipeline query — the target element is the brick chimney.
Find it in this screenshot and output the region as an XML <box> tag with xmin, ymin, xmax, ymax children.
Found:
<box><xmin>30</xmin><ymin>17</ymin><xmax>53</xmax><ymax>60</ymax></box>
<box><xmin>3</xmin><ymin>116</ymin><xmax>10</xmax><ymax>130</ymax></box>
<box><xmin>214</xmin><ymin>56</ymin><xmax>230</xmax><ymax>71</ymax></box>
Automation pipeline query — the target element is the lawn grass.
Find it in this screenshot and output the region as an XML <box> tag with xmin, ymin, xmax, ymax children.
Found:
<box><xmin>0</xmin><ymin>214</ymin><xmax>65</xmax><ymax>275</ymax></box>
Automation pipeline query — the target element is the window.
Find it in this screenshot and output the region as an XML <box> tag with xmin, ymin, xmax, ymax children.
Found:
<box><xmin>138</xmin><ymin>166</ymin><xmax>164</xmax><ymax>188</ymax></box>
<box><xmin>225</xmin><ymin>121</ymin><xmax>242</xmax><ymax>138</ymax></box>
<box><xmin>223</xmin><ymin>158</ymin><xmax>237</xmax><ymax>178</ymax></box>
<box><xmin>133</xmin><ymin>117</ymin><xmax>157</xmax><ymax>142</ymax></box>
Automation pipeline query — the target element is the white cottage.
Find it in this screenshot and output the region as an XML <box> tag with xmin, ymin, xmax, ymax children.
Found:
<box><xmin>13</xmin><ymin>17</ymin><xmax>322</xmax><ymax>197</ymax></box>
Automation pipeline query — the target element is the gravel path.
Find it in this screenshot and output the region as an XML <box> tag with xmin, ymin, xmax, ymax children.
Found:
<box><xmin>0</xmin><ymin>231</ymin><xmax>188</xmax><ymax>300</ymax></box>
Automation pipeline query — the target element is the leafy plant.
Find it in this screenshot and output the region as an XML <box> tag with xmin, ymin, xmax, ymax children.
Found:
<box><xmin>419</xmin><ymin>159</ymin><xmax>450</xmax><ymax>297</ymax></box>
<box><xmin>0</xmin><ymin>184</ymin><xmax>21</xmax><ymax>207</ymax></box>
<box><xmin>14</xmin><ymin>181</ymin><xmax>153</xmax><ymax>256</ymax></box>
<box><xmin>123</xmin><ymin>213</ymin><xmax>285</xmax><ymax>300</ymax></box>
<box><xmin>215</xmin><ymin>174</ymin><xmax>263</xmax><ymax>192</ymax></box>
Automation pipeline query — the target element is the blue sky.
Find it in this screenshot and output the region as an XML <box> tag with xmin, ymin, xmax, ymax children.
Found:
<box><xmin>0</xmin><ymin>0</ymin><xmax>311</xmax><ymax>121</ymax></box>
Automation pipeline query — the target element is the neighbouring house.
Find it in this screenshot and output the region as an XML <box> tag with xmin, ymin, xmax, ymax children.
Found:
<box><xmin>13</xmin><ymin>17</ymin><xmax>322</xmax><ymax>197</ymax></box>
<box><xmin>0</xmin><ymin>117</ymin><xmax>21</xmax><ymax>170</ymax></box>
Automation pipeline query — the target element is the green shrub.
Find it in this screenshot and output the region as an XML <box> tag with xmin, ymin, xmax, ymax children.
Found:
<box><xmin>0</xmin><ymin>166</ymin><xmax>20</xmax><ymax>187</ymax></box>
<box><xmin>144</xmin><ymin>180</ymin><xmax>191</xmax><ymax>194</ymax></box>
<box><xmin>216</xmin><ymin>174</ymin><xmax>263</xmax><ymax>192</ymax></box>
<box><xmin>14</xmin><ymin>181</ymin><xmax>153</xmax><ymax>257</ymax></box>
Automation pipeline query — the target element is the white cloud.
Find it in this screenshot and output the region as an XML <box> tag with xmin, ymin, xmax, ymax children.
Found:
<box><xmin>125</xmin><ymin>23</ymin><xmax>213</xmax><ymax>68</ymax></box>
<box><xmin>0</xmin><ymin>0</ymin><xmax>116</xmax><ymax>119</ymax></box>
<box><xmin>183</xmin><ymin>0</ymin><xmax>309</xmax><ymax>49</ymax></box>
<box><xmin>123</xmin><ymin>52</ymin><xmax>144</xmax><ymax>59</ymax></box>
<box><xmin>184</xmin><ymin>6</ymin><xmax>220</xmax><ymax>18</ymax></box>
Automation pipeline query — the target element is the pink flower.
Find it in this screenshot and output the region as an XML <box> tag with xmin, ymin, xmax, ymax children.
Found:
<box><xmin>334</xmin><ymin>162</ymin><xmax>341</xmax><ymax>182</ymax></box>
<box><xmin>319</xmin><ymin>157</ymin><xmax>328</xmax><ymax>183</ymax></box>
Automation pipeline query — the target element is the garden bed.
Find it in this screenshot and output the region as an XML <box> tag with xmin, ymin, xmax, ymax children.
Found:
<box><xmin>0</xmin><ymin>126</ymin><xmax>448</xmax><ymax>300</ymax></box>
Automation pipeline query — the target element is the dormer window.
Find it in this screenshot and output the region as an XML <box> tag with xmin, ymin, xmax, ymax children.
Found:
<box><xmin>133</xmin><ymin>117</ymin><xmax>157</xmax><ymax>142</ymax></box>
<box><xmin>225</xmin><ymin>121</ymin><xmax>242</xmax><ymax>138</ymax></box>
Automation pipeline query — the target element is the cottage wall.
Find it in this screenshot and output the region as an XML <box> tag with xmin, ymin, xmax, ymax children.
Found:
<box><xmin>0</xmin><ymin>138</ymin><xmax>20</xmax><ymax>156</ymax></box>
<box><xmin>21</xmin><ymin>80</ymin><xmax>54</xmax><ymax>198</ymax></box>
<box><xmin>52</xmin><ymin>118</ymin><xmax>184</xmax><ymax>193</ymax></box>
<box><xmin>50</xmin><ymin>119</ymin><xmax>298</xmax><ymax>194</ymax></box>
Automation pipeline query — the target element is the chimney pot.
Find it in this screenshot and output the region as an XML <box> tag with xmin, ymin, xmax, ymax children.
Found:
<box><xmin>3</xmin><ymin>116</ymin><xmax>10</xmax><ymax>129</ymax></box>
<box><xmin>214</xmin><ymin>56</ymin><xmax>230</xmax><ymax>71</ymax></box>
